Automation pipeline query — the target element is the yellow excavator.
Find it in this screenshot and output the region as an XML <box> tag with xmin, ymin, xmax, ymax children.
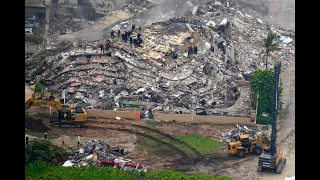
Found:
<box><xmin>228</xmin><ymin>134</ymin><xmax>269</xmax><ymax>158</ymax></box>
<box><xmin>25</xmin><ymin>95</ymin><xmax>87</xmax><ymax>128</ymax></box>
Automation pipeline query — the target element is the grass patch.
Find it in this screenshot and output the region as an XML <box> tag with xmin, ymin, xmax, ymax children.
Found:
<box><xmin>136</xmin><ymin>125</ymin><xmax>225</xmax><ymax>158</ymax></box>
<box><xmin>176</xmin><ymin>135</ymin><xmax>224</xmax><ymax>155</ymax></box>
<box><xmin>26</xmin><ymin>131</ymin><xmax>60</xmax><ymax>139</ymax></box>
<box><xmin>26</xmin><ymin>161</ymin><xmax>231</xmax><ymax>180</ymax></box>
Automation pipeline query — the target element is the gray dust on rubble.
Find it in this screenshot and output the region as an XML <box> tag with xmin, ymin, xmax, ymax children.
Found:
<box><xmin>26</xmin><ymin>0</ymin><xmax>295</xmax><ymax>117</ymax></box>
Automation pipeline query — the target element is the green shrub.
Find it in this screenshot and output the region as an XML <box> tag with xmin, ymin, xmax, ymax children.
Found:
<box><xmin>34</xmin><ymin>87</ymin><xmax>43</xmax><ymax>92</ymax></box>
<box><xmin>256</xmin><ymin>115</ymin><xmax>272</xmax><ymax>125</ymax></box>
<box><xmin>39</xmin><ymin>78</ymin><xmax>47</xmax><ymax>86</ymax></box>
<box><xmin>25</xmin><ymin>140</ymin><xmax>71</xmax><ymax>165</ymax></box>
<box><xmin>25</xmin><ymin>34</ymin><xmax>43</xmax><ymax>44</ymax></box>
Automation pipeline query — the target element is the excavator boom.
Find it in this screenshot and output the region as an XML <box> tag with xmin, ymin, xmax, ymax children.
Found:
<box><xmin>25</xmin><ymin>98</ymin><xmax>63</xmax><ymax>111</ymax></box>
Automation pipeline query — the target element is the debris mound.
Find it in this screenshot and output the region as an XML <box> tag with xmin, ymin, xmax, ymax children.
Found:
<box><xmin>220</xmin><ymin>124</ymin><xmax>270</xmax><ymax>144</ymax></box>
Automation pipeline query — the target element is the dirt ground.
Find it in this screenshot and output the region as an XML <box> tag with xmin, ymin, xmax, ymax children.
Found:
<box><xmin>57</xmin><ymin>10</ymin><xmax>132</xmax><ymax>43</ymax></box>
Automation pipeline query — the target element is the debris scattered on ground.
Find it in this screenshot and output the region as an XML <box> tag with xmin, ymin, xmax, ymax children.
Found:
<box><xmin>62</xmin><ymin>139</ymin><xmax>146</xmax><ymax>171</ymax></box>
<box><xmin>220</xmin><ymin>124</ymin><xmax>270</xmax><ymax>144</ymax></box>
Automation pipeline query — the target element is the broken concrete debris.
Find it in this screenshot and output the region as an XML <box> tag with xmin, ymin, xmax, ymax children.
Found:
<box><xmin>26</xmin><ymin>0</ymin><xmax>294</xmax><ymax>117</ymax></box>
<box><xmin>220</xmin><ymin>124</ymin><xmax>271</xmax><ymax>144</ymax></box>
<box><xmin>63</xmin><ymin>139</ymin><xmax>146</xmax><ymax>172</ymax></box>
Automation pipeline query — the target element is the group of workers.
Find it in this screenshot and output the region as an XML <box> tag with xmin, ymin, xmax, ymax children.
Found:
<box><xmin>25</xmin><ymin>133</ymin><xmax>48</xmax><ymax>144</ymax></box>
<box><xmin>25</xmin><ymin>133</ymin><xmax>82</xmax><ymax>147</ymax></box>
<box><xmin>110</xmin><ymin>23</ymin><xmax>143</xmax><ymax>48</ymax></box>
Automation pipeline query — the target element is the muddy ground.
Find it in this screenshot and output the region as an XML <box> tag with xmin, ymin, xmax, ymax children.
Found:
<box><xmin>25</xmin><ymin>116</ymin><xmax>237</xmax><ymax>170</ymax></box>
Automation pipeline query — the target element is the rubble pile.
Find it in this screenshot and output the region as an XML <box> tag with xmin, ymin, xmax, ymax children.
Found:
<box><xmin>63</xmin><ymin>139</ymin><xmax>147</xmax><ymax>172</ymax></box>
<box><xmin>220</xmin><ymin>124</ymin><xmax>271</xmax><ymax>144</ymax></box>
<box><xmin>49</xmin><ymin>4</ymin><xmax>103</xmax><ymax>36</ymax></box>
<box><xmin>27</xmin><ymin>0</ymin><xmax>295</xmax><ymax>116</ymax></box>
<box><xmin>66</xmin><ymin>140</ymin><xmax>115</xmax><ymax>166</ymax></box>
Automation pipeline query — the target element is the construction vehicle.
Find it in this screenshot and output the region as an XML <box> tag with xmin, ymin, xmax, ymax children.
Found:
<box><xmin>228</xmin><ymin>134</ymin><xmax>269</xmax><ymax>158</ymax></box>
<box><xmin>257</xmin><ymin>61</ymin><xmax>286</xmax><ymax>173</ymax></box>
<box><xmin>25</xmin><ymin>96</ymin><xmax>87</xmax><ymax>128</ymax></box>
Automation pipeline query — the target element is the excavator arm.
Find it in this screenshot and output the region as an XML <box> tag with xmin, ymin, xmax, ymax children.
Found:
<box><xmin>25</xmin><ymin>98</ymin><xmax>63</xmax><ymax>111</ymax></box>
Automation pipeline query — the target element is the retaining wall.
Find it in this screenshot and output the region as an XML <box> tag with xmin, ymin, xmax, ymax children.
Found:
<box><xmin>86</xmin><ymin>109</ymin><xmax>139</xmax><ymax>119</ymax></box>
<box><xmin>153</xmin><ymin>113</ymin><xmax>256</xmax><ymax>125</ymax></box>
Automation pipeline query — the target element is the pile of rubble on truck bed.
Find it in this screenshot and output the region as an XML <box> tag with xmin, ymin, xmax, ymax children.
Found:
<box><xmin>220</xmin><ymin>124</ymin><xmax>271</xmax><ymax>144</ymax></box>
<box><xmin>26</xmin><ymin>0</ymin><xmax>294</xmax><ymax>117</ymax></box>
<box><xmin>62</xmin><ymin>140</ymin><xmax>147</xmax><ymax>172</ymax></box>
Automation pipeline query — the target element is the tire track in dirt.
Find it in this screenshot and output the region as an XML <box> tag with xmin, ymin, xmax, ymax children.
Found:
<box><xmin>86</xmin><ymin>125</ymin><xmax>191</xmax><ymax>162</ymax></box>
<box><xmin>86</xmin><ymin>121</ymin><xmax>202</xmax><ymax>159</ymax></box>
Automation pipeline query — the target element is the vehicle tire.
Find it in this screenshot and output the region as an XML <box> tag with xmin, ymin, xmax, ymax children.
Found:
<box><xmin>257</xmin><ymin>166</ymin><xmax>262</xmax><ymax>172</ymax></box>
<box><xmin>254</xmin><ymin>146</ymin><xmax>262</xmax><ymax>155</ymax></box>
<box><xmin>237</xmin><ymin>149</ymin><xmax>245</xmax><ymax>158</ymax></box>
<box><xmin>276</xmin><ymin>159</ymin><xmax>283</xmax><ymax>174</ymax></box>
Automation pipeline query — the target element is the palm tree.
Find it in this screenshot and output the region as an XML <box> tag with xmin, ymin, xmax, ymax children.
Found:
<box><xmin>261</xmin><ymin>31</ymin><xmax>280</xmax><ymax>69</ymax></box>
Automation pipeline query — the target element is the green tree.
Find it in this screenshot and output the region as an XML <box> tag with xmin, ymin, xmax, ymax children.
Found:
<box><xmin>260</xmin><ymin>31</ymin><xmax>280</xmax><ymax>69</ymax></box>
<box><xmin>250</xmin><ymin>69</ymin><xmax>283</xmax><ymax>124</ymax></box>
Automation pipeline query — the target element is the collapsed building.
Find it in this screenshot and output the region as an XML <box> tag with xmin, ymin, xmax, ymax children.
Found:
<box><xmin>25</xmin><ymin>0</ymin><xmax>295</xmax><ymax>117</ymax></box>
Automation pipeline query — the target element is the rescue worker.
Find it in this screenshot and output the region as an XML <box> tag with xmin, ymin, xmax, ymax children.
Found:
<box><xmin>117</xmin><ymin>29</ymin><xmax>121</xmax><ymax>38</ymax></box>
<box><xmin>77</xmin><ymin>136</ymin><xmax>81</xmax><ymax>147</ymax></box>
<box><xmin>129</xmin><ymin>35</ymin><xmax>133</xmax><ymax>45</ymax></box>
<box><xmin>201</xmin><ymin>98</ymin><xmax>206</xmax><ymax>107</ymax></box>
<box><xmin>110</xmin><ymin>30</ymin><xmax>115</xmax><ymax>39</ymax></box>
<box><xmin>100</xmin><ymin>43</ymin><xmax>105</xmax><ymax>53</ymax></box>
<box><xmin>132</xmin><ymin>23</ymin><xmax>135</xmax><ymax>32</ymax></box>
<box><xmin>188</xmin><ymin>46</ymin><xmax>193</xmax><ymax>56</ymax></box>
<box><xmin>26</xmin><ymin>135</ymin><xmax>29</xmax><ymax>144</ymax></box>
<box><xmin>44</xmin><ymin>133</ymin><xmax>47</xmax><ymax>140</ymax></box>
<box><xmin>194</xmin><ymin>46</ymin><xmax>198</xmax><ymax>54</ymax></box>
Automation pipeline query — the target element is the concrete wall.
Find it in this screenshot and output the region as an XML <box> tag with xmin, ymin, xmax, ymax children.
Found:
<box><xmin>154</xmin><ymin>113</ymin><xmax>256</xmax><ymax>125</ymax></box>
<box><xmin>86</xmin><ymin>109</ymin><xmax>140</xmax><ymax>119</ymax></box>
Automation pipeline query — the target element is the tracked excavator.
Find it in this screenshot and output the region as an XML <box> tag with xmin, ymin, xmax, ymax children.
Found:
<box><xmin>257</xmin><ymin>61</ymin><xmax>286</xmax><ymax>173</ymax></box>
<box><xmin>25</xmin><ymin>93</ymin><xmax>87</xmax><ymax>128</ymax></box>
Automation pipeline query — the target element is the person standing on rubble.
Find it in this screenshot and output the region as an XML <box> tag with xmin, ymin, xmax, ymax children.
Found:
<box><xmin>100</xmin><ymin>42</ymin><xmax>105</xmax><ymax>53</ymax></box>
<box><xmin>44</xmin><ymin>133</ymin><xmax>47</xmax><ymax>140</ymax></box>
<box><xmin>26</xmin><ymin>135</ymin><xmax>29</xmax><ymax>144</ymax></box>
<box><xmin>110</xmin><ymin>30</ymin><xmax>115</xmax><ymax>39</ymax></box>
<box><xmin>201</xmin><ymin>98</ymin><xmax>206</xmax><ymax>107</ymax></box>
<box><xmin>129</xmin><ymin>35</ymin><xmax>133</xmax><ymax>46</ymax></box>
<box><xmin>117</xmin><ymin>29</ymin><xmax>121</xmax><ymax>38</ymax></box>
<box><xmin>132</xmin><ymin>23</ymin><xmax>135</xmax><ymax>32</ymax></box>
<box><xmin>188</xmin><ymin>46</ymin><xmax>193</xmax><ymax>57</ymax></box>
<box><xmin>77</xmin><ymin>136</ymin><xmax>81</xmax><ymax>147</ymax></box>
<box><xmin>194</xmin><ymin>46</ymin><xmax>198</xmax><ymax>54</ymax></box>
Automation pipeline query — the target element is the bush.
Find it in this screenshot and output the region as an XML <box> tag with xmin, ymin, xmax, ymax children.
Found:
<box><xmin>25</xmin><ymin>140</ymin><xmax>71</xmax><ymax>165</ymax></box>
<box><xmin>256</xmin><ymin>115</ymin><xmax>272</xmax><ymax>125</ymax></box>
<box><xmin>34</xmin><ymin>87</ymin><xmax>43</xmax><ymax>92</ymax></box>
<box><xmin>39</xmin><ymin>78</ymin><xmax>46</xmax><ymax>86</ymax></box>
<box><xmin>25</xmin><ymin>34</ymin><xmax>43</xmax><ymax>44</ymax></box>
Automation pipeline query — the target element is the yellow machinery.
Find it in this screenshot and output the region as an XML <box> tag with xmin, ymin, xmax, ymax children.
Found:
<box><xmin>257</xmin><ymin>61</ymin><xmax>286</xmax><ymax>173</ymax></box>
<box><xmin>228</xmin><ymin>134</ymin><xmax>269</xmax><ymax>158</ymax></box>
<box><xmin>25</xmin><ymin>97</ymin><xmax>87</xmax><ymax>128</ymax></box>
